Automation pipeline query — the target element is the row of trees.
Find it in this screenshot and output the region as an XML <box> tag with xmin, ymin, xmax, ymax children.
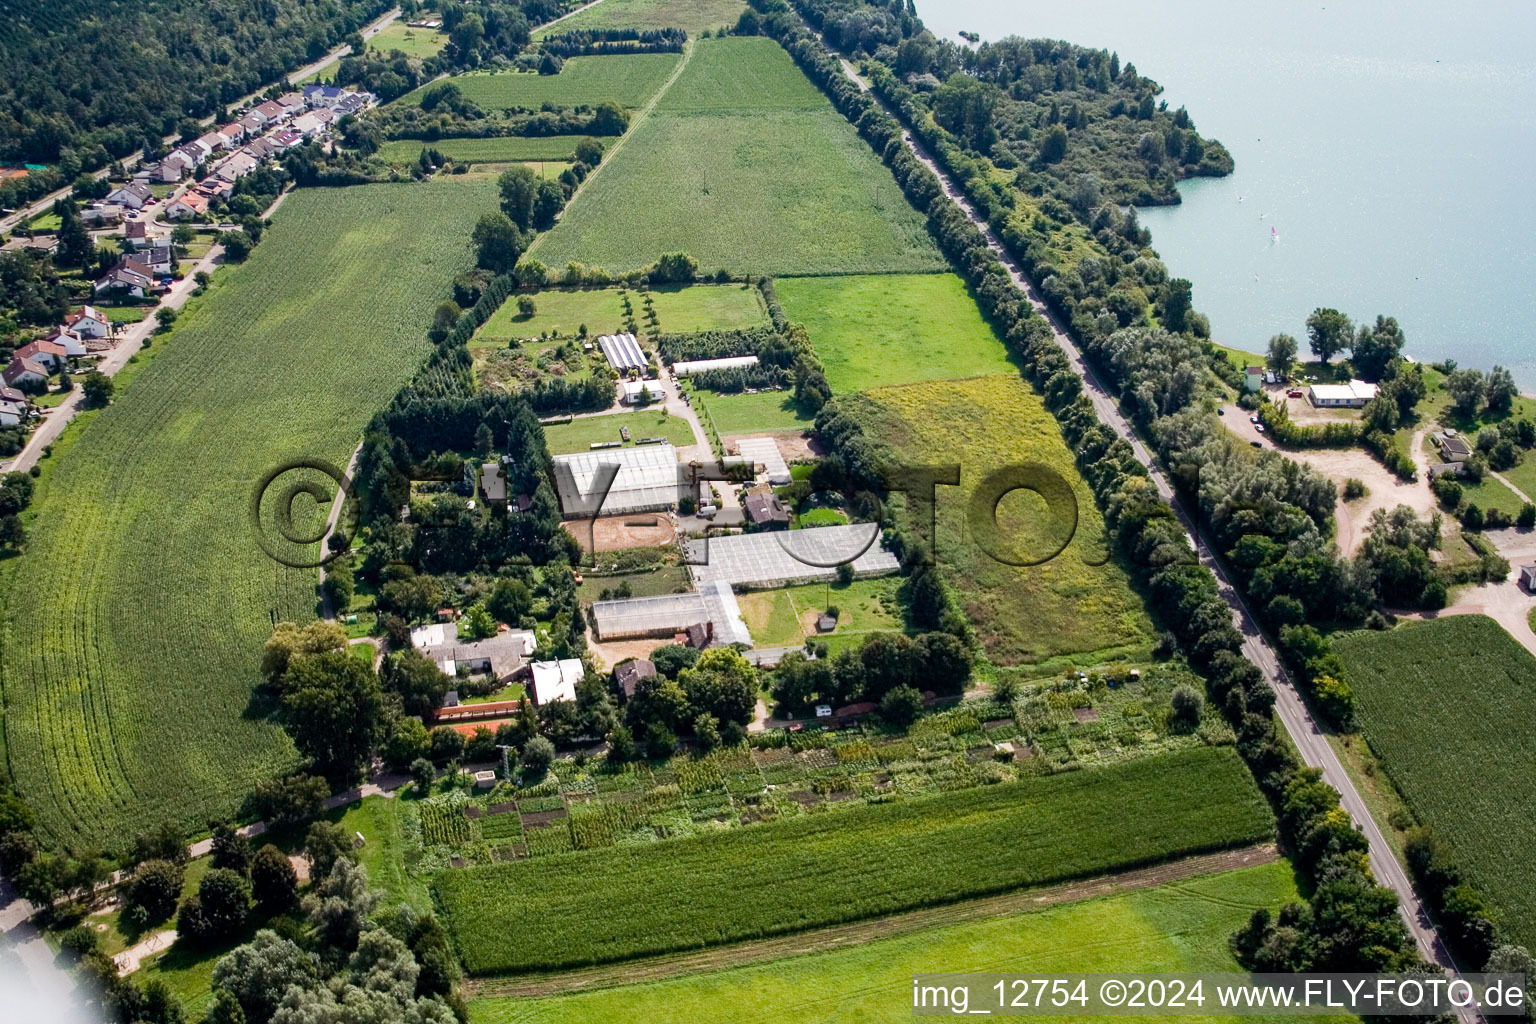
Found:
<box><xmin>751</xmin><ymin>0</ymin><xmax>1430</xmax><ymax>977</ymax></box>
<box><xmin>769</xmin><ymin>630</ymin><xmax>972</xmax><ymax>717</ymax></box>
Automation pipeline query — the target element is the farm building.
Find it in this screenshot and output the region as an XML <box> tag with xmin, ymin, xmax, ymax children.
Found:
<box><xmin>411</xmin><ymin>625</ymin><xmax>535</xmax><ymax>680</ymax></box>
<box><xmin>743</xmin><ymin>492</ymin><xmax>790</xmax><ymax>527</ymax></box>
<box><xmin>530</xmin><ymin>658</ymin><xmax>584</xmax><ymax>704</ymax></box>
<box><xmin>671</xmin><ymin>355</ymin><xmax>759</xmax><ymax>376</ymax></box>
<box><xmin>1308</xmin><ymin>380</ymin><xmax>1378</xmax><ymax>408</ymax></box>
<box><xmin>686</xmin><ymin>524</ymin><xmax>901</xmax><ymax>589</ymax></box>
<box><xmin>589</xmin><ymin>580</ymin><xmax>751</xmax><ymax>647</ymax></box>
<box><xmin>597</xmin><ymin>332</ymin><xmax>647</xmax><ymax>371</ymax></box>
<box><xmin>620</xmin><ymin>379</ymin><xmax>666</xmax><ymax>405</ymax></box>
<box><xmin>552</xmin><ymin>443</ymin><xmax>683</xmax><ymax>517</ymax></box>
<box><xmin>612</xmin><ymin>659</ymin><xmax>656</xmax><ymax>700</ymax></box>
<box><xmin>734</xmin><ymin>436</ymin><xmax>792</xmax><ymax>486</ymax></box>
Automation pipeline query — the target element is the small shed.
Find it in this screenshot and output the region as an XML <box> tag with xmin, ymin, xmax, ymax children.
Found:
<box><xmin>473</xmin><ymin>770</ymin><xmax>496</xmax><ymax>789</ymax></box>
<box><xmin>1521</xmin><ymin>565</ymin><xmax>1536</xmax><ymax>592</ymax></box>
<box><xmin>816</xmin><ymin>612</ymin><xmax>837</xmax><ymax>633</ymax></box>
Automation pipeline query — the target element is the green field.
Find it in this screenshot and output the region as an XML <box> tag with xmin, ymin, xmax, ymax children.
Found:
<box><xmin>435</xmin><ymin>746</ymin><xmax>1271</xmax><ymax>974</ymax></box>
<box><xmin>475</xmin><ymin>283</ymin><xmax>767</xmax><ymax>345</ymax></box>
<box><xmin>693</xmin><ymin>387</ymin><xmax>812</xmax><ymax>434</ymax></box>
<box><xmin>541</xmin><ymin>410</ymin><xmax>695</xmax><ymax>454</ymax></box>
<box><xmin>377</xmin><ymin>136</ymin><xmax>593</xmax><ymax>164</ymax></box>
<box><xmin>0</xmin><ymin>181</ymin><xmax>495</xmax><ymax>848</ymax></box>
<box><xmin>403</xmin><ymin>53</ymin><xmax>683</xmax><ymax>110</ymax></box>
<box><xmin>1335</xmin><ymin>615</ymin><xmax>1536</xmax><ymax>947</ymax></box>
<box><xmin>532</xmin><ymin>38</ymin><xmax>944</xmax><ymax>276</ymax></box>
<box><xmin>738</xmin><ymin>577</ymin><xmax>901</xmax><ymax>648</ymax></box>
<box><xmin>776</xmin><ymin>274</ymin><xmax>1018</xmax><ymax>393</ymax></box>
<box><xmin>368</xmin><ymin>22</ymin><xmax>448</xmax><ymax>59</ymax></box>
<box><xmin>841</xmin><ymin>375</ymin><xmax>1152</xmax><ymax>667</ymax></box>
<box><xmin>535</xmin><ymin>0</ymin><xmax>746</xmax><ymax>36</ymax></box>
<box><xmin>469</xmin><ymin>861</ymin><xmax>1312</xmax><ymax>1024</ymax></box>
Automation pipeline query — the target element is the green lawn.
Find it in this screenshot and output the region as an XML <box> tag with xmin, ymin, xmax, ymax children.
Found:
<box><xmin>436</xmin><ymin>746</ymin><xmax>1272</xmax><ymax>974</ymax></box>
<box><xmin>738</xmin><ymin>577</ymin><xmax>901</xmax><ymax>648</ymax></box>
<box><xmin>368</xmin><ymin>22</ymin><xmax>448</xmax><ymax>59</ymax></box>
<box><xmin>577</xmin><ymin>563</ymin><xmax>692</xmax><ymax>602</ymax></box>
<box><xmin>0</xmin><ymin>181</ymin><xmax>494</xmax><ymax>849</ymax></box>
<box><xmin>541</xmin><ymin>410</ymin><xmax>695</xmax><ymax>454</ymax></box>
<box><xmin>531</xmin><ymin>38</ymin><xmax>944</xmax><ymax>276</ymax></box>
<box><xmin>98</xmin><ymin>306</ymin><xmax>151</xmax><ymax>323</ymax></box>
<box><xmin>1335</xmin><ymin>616</ymin><xmax>1536</xmax><ymax>947</ymax></box>
<box><xmin>475</xmin><ymin>283</ymin><xmax>767</xmax><ymax>346</ymax></box>
<box><xmin>468</xmin><ymin>861</ymin><xmax>1312</xmax><ymax>1024</ymax></box>
<box><xmin>1456</xmin><ymin>472</ymin><xmax>1529</xmax><ymax>516</ymax></box>
<box><xmin>535</xmin><ymin>0</ymin><xmax>746</xmax><ymax>36</ymax></box>
<box><xmin>840</xmin><ymin>375</ymin><xmax>1152</xmax><ymax>668</ymax></box>
<box><xmin>402</xmin><ymin>53</ymin><xmax>683</xmax><ymax>110</ymax></box>
<box><xmin>776</xmin><ymin>274</ymin><xmax>1018</xmax><ymax>393</ymax></box>
<box><xmin>377</xmin><ymin>136</ymin><xmax>594</xmax><ymax>164</ymax></box>
<box><xmin>693</xmin><ymin>387</ymin><xmax>813</xmax><ymax>435</ymax></box>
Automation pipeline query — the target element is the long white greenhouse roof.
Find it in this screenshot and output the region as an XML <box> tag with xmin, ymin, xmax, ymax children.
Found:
<box><xmin>552</xmin><ymin>443</ymin><xmax>681</xmax><ymax>516</ymax></box>
<box><xmin>597</xmin><ymin>332</ymin><xmax>646</xmax><ymax>370</ymax></box>
<box><xmin>734</xmin><ymin>435</ymin><xmax>791</xmax><ymax>485</ymax></box>
<box><xmin>671</xmin><ymin>355</ymin><xmax>759</xmax><ymax>376</ymax></box>
<box><xmin>687</xmin><ymin>524</ymin><xmax>900</xmax><ymax>588</ymax></box>
<box><xmin>589</xmin><ymin>580</ymin><xmax>750</xmax><ymax>646</ymax></box>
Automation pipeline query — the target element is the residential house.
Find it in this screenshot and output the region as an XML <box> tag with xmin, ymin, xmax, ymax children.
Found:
<box><xmin>410</xmin><ymin>623</ymin><xmax>536</xmax><ymax>680</ymax></box>
<box><xmin>65</xmin><ymin>306</ymin><xmax>112</xmax><ymax>339</ymax></box>
<box><xmin>333</xmin><ymin>92</ymin><xmax>371</xmax><ymax>116</ymax></box>
<box><xmin>148</xmin><ymin>161</ymin><xmax>184</xmax><ymax>184</ymax></box>
<box><xmin>161</xmin><ymin>147</ymin><xmax>200</xmax><ymax>175</ymax></box>
<box><xmin>479</xmin><ymin>461</ymin><xmax>507</xmax><ymax>503</ymax></box>
<box><xmin>94</xmin><ymin>257</ymin><xmax>155</xmax><ymax>297</ymax></box>
<box><xmin>743</xmin><ymin>492</ymin><xmax>790</xmax><ymax>528</ymax></box>
<box><xmin>42</xmin><ymin>328</ymin><xmax>88</xmax><ymax>358</ymax></box>
<box><xmin>215</xmin><ymin>151</ymin><xmax>257</xmax><ymax>181</ymax></box>
<box><xmin>276</xmin><ymin>92</ymin><xmax>306</xmax><ymax>116</ymax></box>
<box><xmin>244</xmin><ymin>138</ymin><xmax>278</xmax><ymax>161</ymax></box>
<box><xmin>303</xmin><ymin>84</ymin><xmax>344</xmax><ymax>108</ymax></box>
<box><xmin>218</xmin><ymin>123</ymin><xmax>246</xmax><ymax>146</ymax></box>
<box><xmin>122</xmin><ymin>220</ymin><xmax>148</xmax><ymax>247</ymax></box>
<box><xmin>253</xmin><ymin>99</ymin><xmax>287</xmax><ymax>123</ymax></box>
<box><xmin>619</xmin><ymin>379</ymin><xmax>665</xmax><ymax>405</ymax></box>
<box><xmin>291</xmin><ymin>109</ymin><xmax>335</xmax><ymax>138</ymax></box>
<box><xmin>0</xmin><ymin>235</ymin><xmax>58</xmax><ymax>256</ymax></box>
<box><xmin>196</xmin><ymin>132</ymin><xmax>228</xmax><ymax>154</ymax></box>
<box><xmin>2</xmin><ymin>357</ymin><xmax>49</xmax><ymax>390</ymax></box>
<box><xmin>197</xmin><ymin>178</ymin><xmax>234</xmax><ymax>201</ymax></box>
<box><xmin>162</xmin><ymin>193</ymin><xmax>208</xmax><ymax>221</ymax></box>
<box><xmin>239</xmin><ymin>113</ymin><xmax>266</xmax><ymax>136</ymax></box>
<box><xmin>130</xmin><ymin>244</ymin><xmax>173</xmax><ymax>275</ymax></box>
<box><xmin>1431</xmin><ymin>431</ymin><xmax>1473</xmax><ymax>464</ymax></box>
<box><xmin>612</xmin><ymin>659</ymin><xmax>656</xmax><ymax>702</ymax></box>
<box><xmin>14</xmin><ymin>339</ymin><xmax>69</xmax><ymax>371</ymax></box>
<box><xmin>106</xmin><ymin>183</ymin><xmax>153</xmax><ymax>210</ymax></box>
<box><xmin>0</xmin><ymin>386</ymin><xmax>31</xmax><ymax>427</ymax></box>
<box><xmin>80</xmin><ymin>204</ymin><xmax>125</xmax><ymax>226</ymax></box>
<box><xmin>1308</xmin><ymin>380</ymin><xmax>1379</xmax><ymax>408</ymax></box>
<box><xmin>270</xmin><ymin>128</ymin><xmax>304</xmax><ymax>150</ymax></box>
<box><xmin>1243</xmin><ymin>366</ymin><xmax>1264</xmax><ymax>393</ymax></box>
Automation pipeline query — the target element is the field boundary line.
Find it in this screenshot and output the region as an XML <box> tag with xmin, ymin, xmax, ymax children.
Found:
<box><xmin>462</xmin><ymin>843</ymin><xmax>1279</xmax><ymax>998</ymax></box>
<box><xmin>525</xmin><ymin>38</ymin><xmax>696</xmax><ymax>258</ymax></box>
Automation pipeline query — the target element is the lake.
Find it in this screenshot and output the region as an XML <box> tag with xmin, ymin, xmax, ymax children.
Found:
<box><xmin>918</xmin><ymin>0</ymin><xmax>1536</xmax><ymax>385</ymax></box>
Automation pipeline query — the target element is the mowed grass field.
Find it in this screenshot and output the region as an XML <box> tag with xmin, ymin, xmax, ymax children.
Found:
<box><xmin>534</xmin><ymin>0</ymin><xmax>745</xmax><ymax>36</ymax></box>
<box><xmin>532</xmin><ymin>38</ymin><xmax>944</xmax><ymax>276</ymax></box>
<box><xmin>475</xmin><ymin>283</ymin><xmax>767</xmax><ymax>345</ymax></box>
<box><xmin>435</xmin><ymin>747</ymin><xmax>1271</xmax><ymax>974</ymax></box>
<box><xmin>368</xmin><ymin>22</ymin><xmax>448</xmax><ymax>59</ymax></box>
<box><xmin>840</xmin><ymin>375</ymin><xmax>1152</xmax><ymax>667</ymax></box>
<box><xmin>1334</xmin><ymin>615</ymin><xmax>1536</xmax><ymax>947</ymax></box>
<box><xmin>401</xmin><ymin>53</ymin><xmax>682</xmax><ymax>110</ymax></box>
<box><xmin>541</xmin><ymin>410</ymin><xmax>695</xmax><ymax>454</ymax></box>
<box><xmin>696</xmin><ymin>388</ymin><xmax>813</xmax><ymax>434</ymax></box>
<box><xmin>738</xmin><ymin>577</ymin><xmax>902</xmax><ymax>648</ymax></box>
<box><xmin>376</xmin><ymin>136</ymin><xmax>593</xmax><ymax>164</ymax></box>
<box><xmin>776</xmin><ymin>274</ymin><xmax>1018</xmax><ymax>392</ymax></box>
<box><xmin>468</xmin><ymin>861</ymin><xmax>1313</xmax><ymax>1024</ymax></box>
<box><xmin>0</xmin><ymin>181</ymin><xmax>495</xmax><ymax>848</ymax></box>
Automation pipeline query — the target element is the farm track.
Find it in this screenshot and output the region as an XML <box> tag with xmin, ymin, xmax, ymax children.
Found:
<box><xmin>464</xmin><ymin>844</ymin><xmax>1279</xmax><ymax>998</ymax></box>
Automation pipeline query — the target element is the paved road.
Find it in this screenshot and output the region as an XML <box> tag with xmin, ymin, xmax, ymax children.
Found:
<box><xmin>828</xmin><ymin>51</ymin><xmax>1470</xmax><ymax>991</ymax></box>
<box><xmin>0</xmin><ymin>7</ymin><xmax>398</xmax><ymax>237</ymax></box>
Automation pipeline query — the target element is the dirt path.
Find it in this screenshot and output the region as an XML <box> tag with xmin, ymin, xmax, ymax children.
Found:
<box><xmin>1390</xmin><ymin>579</ymin><xmax>1536</xmax><ymax>658</ymax></box>
<box><xmin>112</xmin><ymin>929</ymin><xmax>176</xmax><ymax>974</ymax></box>
<box><xmin>464</xmin><ymin>844</ymin><xmax>1279</xmax><ymax>999</ymax></box>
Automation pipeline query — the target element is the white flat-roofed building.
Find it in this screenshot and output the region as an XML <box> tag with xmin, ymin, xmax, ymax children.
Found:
<box><xmin>530</xmin><ymin>658</ymin><xmax>583</xmax><ymax>704</ymax></box>
<box><xmin>671</xmin><ymin>355</ymin><xmax>759</xmax><ymax>376</ymax></box>
<box><xmin>552</xmin><ymin>443</ymin><xmax>682</xmax><ymax>517</ymax></box>
<box><xmin>1308</xmin><ymin>380</ymin><xmax>1378</xmax><ymax>408</ymax></box>
<box><xmin>598</xmin><ymin>332</ymin><xmax>646</xmax><ymax>371</ymax></box>
<box><xmin>734</xmin><ymin>436</ymin><xmax>792</xmax><ymax>485</ymax></box>
<box><xmin>686</xmin><ymin>524</ymin><xmax>901</xmax><ymax>589</ymax></box>
<box><xmin>620</xmin><ymin>379</ymin><xmax>666</xmax><ymax>404</ymax></box>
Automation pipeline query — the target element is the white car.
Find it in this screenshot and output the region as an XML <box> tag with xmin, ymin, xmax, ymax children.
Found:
<box><xmin>1249</xmin><ymin>414</ymin><xmax>1260</xmax><ymax>424</ymax></box>
<box><xmin>1254</xmin><ymin>423</ymin><xmax>1265</xmax><ymax>433</ymax></box>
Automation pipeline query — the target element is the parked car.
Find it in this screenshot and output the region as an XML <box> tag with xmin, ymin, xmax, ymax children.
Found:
<box><xmin>1250</xmin><ymin>440</ymin><xmax>1263</xmax><ymax>448</ymax></box>
<box><xmin>1287</xmin><ymin>389</ymin><xmax>1304</xmax><ymax>398</ymax></box>
<box><xmin>1254</xmin><ymin>423</ymin><xmax>1265</xmax><ymax>433</ymax></box>
<box><xmin>1248</xmin><ymin>414</ymin><xmax>1260</xmax><ymax>424</ymax></box>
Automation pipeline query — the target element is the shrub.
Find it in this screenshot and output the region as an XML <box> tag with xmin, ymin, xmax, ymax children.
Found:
<box><xmin>124</xmin><ymin>858</ymin><xmax>183</xmax><ymax>925</ymax></box>
<box><xmin>250</xmin><ymin>844</ymin><xmax>297</xmax><ymax>914</ymax></box>
<box><xmin>521</xmin><ymin>736</ymin><xmax>555</xmax><ymax>775</ymax></box>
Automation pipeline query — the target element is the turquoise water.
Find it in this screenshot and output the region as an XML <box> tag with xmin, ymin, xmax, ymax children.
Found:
<box><xmin>918</xmin><ymin>0</ymin><xmax>1536</xmax><ymax>384</ymax></box>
